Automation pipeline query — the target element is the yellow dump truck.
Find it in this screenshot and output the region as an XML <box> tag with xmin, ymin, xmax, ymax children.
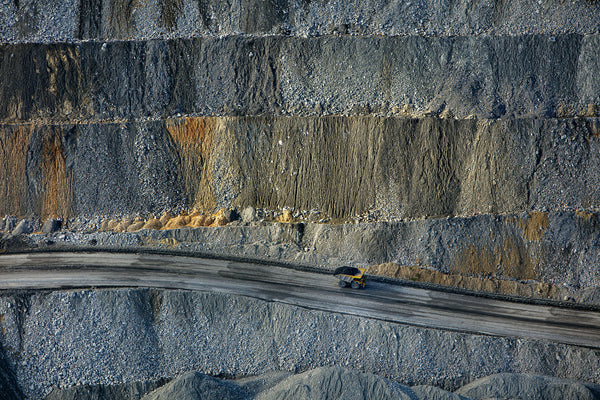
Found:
<box><xmin>334</xmin><ymin>266</ymin><xmax>367</xmax><ymax>289</ymax></box>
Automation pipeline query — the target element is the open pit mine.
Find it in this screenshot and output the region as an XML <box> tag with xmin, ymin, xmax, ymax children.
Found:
<box><xmin>2</xmin><ymin>0</ymin><xmax>600</xmax><ymax>399</ymax></box>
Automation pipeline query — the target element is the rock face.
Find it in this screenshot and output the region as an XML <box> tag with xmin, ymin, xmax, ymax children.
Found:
<box><xmin>2</xmin><ymin>36</ymin><xmax>600</xmax><ymax>123</ymax></box>
<box><xmin>2</xmin><ymin>0</ymin><xmax>600</xmax><ymax>398</ymax></box>
<box><xmin>1</xmin><ymin>288</ymin><xmax>599</xmax><ymax>399</ymax></box>
<box><xmin>9</xmin><ymin>116</ymin><xmax>600</xmax><ymax>219</ymax></box>
<box><xmin>1</xmin><ymin>0</ymin><xmax>600</xmax><ymax>294</ymax></box>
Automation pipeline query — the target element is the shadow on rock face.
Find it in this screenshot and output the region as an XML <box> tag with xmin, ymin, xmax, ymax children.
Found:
<box><xmin>0</xmin><ymin>342</ymin><xmax>23</xmax><ymax>400</ymax></box>
<box><xmin>45</xmin><ymin>379</ymin><xmax>169</xmax><ymax>400</ymax></box>
<box><xmin>0</xmin><ymin>233</ymin><xmax>32</xmax><ymax>253</ymax></box>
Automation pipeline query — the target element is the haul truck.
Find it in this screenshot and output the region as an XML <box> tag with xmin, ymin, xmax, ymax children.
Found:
<box><xmin>334</xmin><ymin>266</ymin><xmax>367</xmax><ymax>289</ymax></box>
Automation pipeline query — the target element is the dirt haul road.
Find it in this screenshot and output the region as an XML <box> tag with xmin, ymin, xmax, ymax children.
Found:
<box><xmin>0</xmin><ymin>251</ymin><xmax>599</xmax><ymax>349</ymax></box>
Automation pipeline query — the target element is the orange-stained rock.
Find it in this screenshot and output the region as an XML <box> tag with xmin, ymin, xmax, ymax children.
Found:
<box><xmin>209</xmin><ymin>209</ymin><xmax>230</xmax><ymax>227</ymax></box>
<box><xmin>163</xmin><ymin>215</ymin><xmax>189</xmax><ymax>230</ymax></box>
<box><xmin>276</xmin><ymin>209</ymin><xmax>293</xmax><ymax>223</ymax></box>
<box><xmin>189</xmin><ymin>210</ymin><xmax>202</xmax><ymax>218</ymax></box>
<box><xmin>159</xmin><ymin>212</ymin><xmax>172</xmax><ymax>226</ymax></box>
<box><xmin>142</xmin><ymin>218</ymin><xmax>163</xmax><ymax>230</ymax></box>
<box><xmin>114</xmin><ymin>218</ymin><xmax>133</xmax><ymax>232</ymax></box>
<box><xmin>106</xmin><ymin>219</ymin><xmax>119</xmax><ymax>230</ymax></box>
<box><xmin>100</xmin><ymin>219</ymin><xmax>111</xmax><ymax>231</ymax></box>
<box><xmin>204</xmin><ymin>215</ymin><xmax>215</xmax><ymax>226</ymax></box>
<box><xmin>188</xmin><ymin>214</ymin><xmax>208</xmax><ymax>228</ymax></box>
<box><xmin>211</xmin><ymin>214</ymin><xmax>228</xmax><ymax>227</ymax></box>
<box><xmin>126</xmin><ymin>221</ymin><xmax>145</xmax><ymax>232</ymax></box>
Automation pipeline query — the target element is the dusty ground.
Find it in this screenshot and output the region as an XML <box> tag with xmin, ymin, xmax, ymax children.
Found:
<box><xmin>368</xmin><ymin>262</ymin><xmax>573</xmax><ymax>302</ymax></box>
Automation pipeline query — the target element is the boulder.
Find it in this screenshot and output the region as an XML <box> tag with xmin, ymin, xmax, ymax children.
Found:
<box><xmin>42</xmin><ymin>219</ymin><xmax>62</xmax><ymax>234</ymax></box>
<box><xmin>210</xmin><ymin>209</ymin><xmax>230</xmax><ymax>227</ymax></box>
<box><xmin>276</xmin><ymin>210</ymin><xmax>293</xmax><ymax>223</ymax></box>
<box><xmin>142</xmin><ymin>218</ymin><xmax>163</xmax><ymax>230</ymax></box>
<box><xmin>12</xmin><ymin>219</ymin><xmax>32</xmax><ymax>235</ymax></box>
<box><xmin>159</xmin><ymin>212</ymin><xmax>172</xmax><ymax>226</ymax></box>
<box><xmin>163</xmin><ymin>215</ymin><xmax>190</xmax><ymax>230</ymax></box>
<box><xmin>99</xmin><ymin>219</ymin><xmax>110</xmax><ymax>231</ymax></box>
<box><xmin>141</xmin><ymin>371</ymin><xmax>250</xmax><ymax>400</ymax></box>
<box><xmin>106</xmin><ymin>219</ymin><xmax>120</xmax><ymax>231</ymax></box>
<box><xmin>455</xmin><ymin>373</ymin><xmax>599</xmax><ymax>400</ymax></box>
<box><xmin>2</xmin><ymin>216</ymin><xmax>17</xmax><ymax>233</ymax></box>
<box><xmin>126</xmin><ymin>221</ymin><xmax>146</xmax><ymax>232</ymax></box>
<box><xmin>241</xmin><ymin>207</ymin><xmax>257</xmax><ymax>223</ymax></box>
<box><xmin>221</xmin><ymin>208</ymin><xmax>239</xmax><ymax>222</ymax></box>
<box><xmin>114</xmin><ymin>218</ymin><xmax>133</xmax><ymax>232</ymax></box>
<box><xmin>188</xmin><ymin>215</ymin><xmax>208</xmax><ymax>228</ymax></box>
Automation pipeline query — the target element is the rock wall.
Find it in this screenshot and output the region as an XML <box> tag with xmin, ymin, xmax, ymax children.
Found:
<box><xmin>2</xmin><ymin>117</ymin><xmax>600</xmax><ymax>219</ymax></box>
<box><xmin>0</xmin><ymin>288</ymin><xmax>599</xmax><ymax>399</ymax></box>
<box><xmin>2</xmin><ymin>2</ymin><xmax>600</xmax><ymax>219</ymax></box>
<box><xmin>2</xmin><ymin>1</ymin><xmax>600</xmax><ymax>396</ymax></box>
<box><xmin>2</xmin><ymin>0</ymin><xmax>600</xmax><ymax>290</ymax></box>
<box><xmin>2</xmin><ymin>35</ymin><xmax>600</xmax><ymax>123</ymax></box>
<box><xmin>2</xmin><ymin>0</ymin><xmax>600</xmax><ymax>43</ymax></box>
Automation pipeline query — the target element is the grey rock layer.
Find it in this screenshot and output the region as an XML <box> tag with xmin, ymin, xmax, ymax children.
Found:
<box><xmin>1</xmin><ymin>217</ymin><xmax>17</xmax><ymax>233</ymax></box>
<box><xmin>41</xmin><ymin>219</ymin><xmax>62</xmax><ymax>234</ymax></box>
<box><xmin>1</xmin><ymin>35</ymin><xmax>600</xmax><ymax>123</ymax></box>
<box><xmin>11</xmin><ymin>220</ymin><xmax>31</xmax><ymax>236</ymax></box>
<box><xmin>45</xmin><ymin>369</ymin><xmax>600</xmax><ymax>400</ymax></box>
<box><xmin>2</xmin><ymin>0</ymin><xmax>600</xmax><ymax>43</ymax></box>
<box><xmin>0</xmin><ymin>343</ymin><xmax>23</xmax><ymax>400</ymax></box>
<box><xmin>1</xmin><ymin>288</ymin><xmax>599</xmax><ymax>399</ymax></box>
<box><xmin>40</xmin><ymin>369</ymin><xmax>600</xmax><ymax>400</ymax></box>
